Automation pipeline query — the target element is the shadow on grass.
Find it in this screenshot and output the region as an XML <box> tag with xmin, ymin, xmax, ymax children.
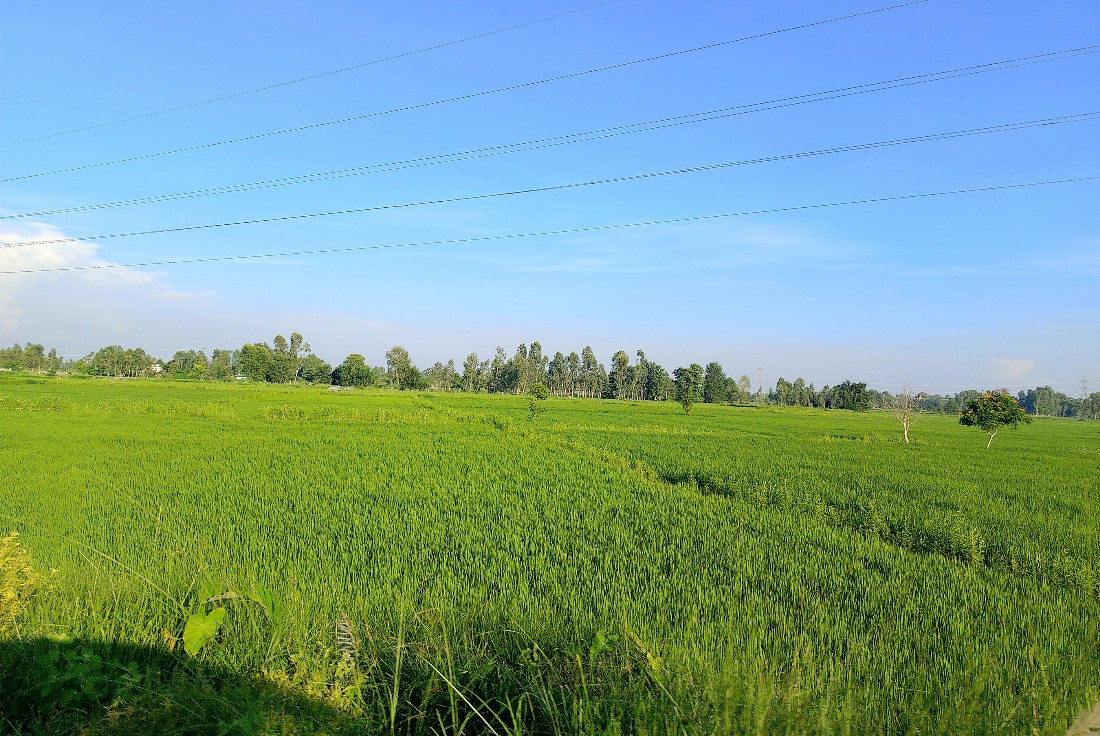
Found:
<box><xmin>0</xmin><ymin>638</ymin><xmax>364</xmax><ymax>736</ymax></box>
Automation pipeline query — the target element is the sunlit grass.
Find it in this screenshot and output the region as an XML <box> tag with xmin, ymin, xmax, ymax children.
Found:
<box><xmin>1</xmin><ymin>376</ymin><xmax>1097</xmax><ymax>734</ymax></box>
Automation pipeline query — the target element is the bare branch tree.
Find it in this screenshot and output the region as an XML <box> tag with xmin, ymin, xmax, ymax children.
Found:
<box><xmin>880</xmin><ymin>383</ymin><xmax>924</xmax><ymax>444</ymax></box>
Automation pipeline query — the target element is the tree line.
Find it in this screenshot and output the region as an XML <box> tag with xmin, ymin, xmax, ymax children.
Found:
<box><xmin>3</xmin><ymin>338</ymin><xmax>1098</xmax><ymax>419</ymax></box>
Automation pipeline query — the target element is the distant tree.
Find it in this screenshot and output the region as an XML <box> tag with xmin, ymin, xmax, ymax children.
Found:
<box><xmin>90</xmin><ymin>346</ymin><xmax>124</xmax><ymax>376</ymax></box>
<box><xmin>238</xmin><ymin>343</ymin><xmax>273</xmax><ymax>381</ymax></box>
<box><xmin>209</xmin><ymin>349</ymin><xmax>236</xmax><ymax>380</ymax></box>
<box><xmin>385</xmin><ymin>346</ymin><xmax>413</xmax><ymax>390</ymax></box>
<box><xmin>509</xmin><ymin>344</ymin><xmax>529</xmax><ymax>395</ymax></box>
<box><xmin>566</xmin><ymin>351</ymin><xmax>581</xmax><ymax>397</ymax></box>
<box><xmin>547</xmin><ymin>352</ymin><xmax>569</xmax><ymax>397</ymax></box>
<box><xmin>737</xmin><ymin>374</ymin><xmax>752</xmax><ymax>401</ymax></box>
<box><xmin>268</xmin><ymin>335</ymin><xmax>293</xmax><ymax>382</ymax></box>
<box><xmin>648</xmin><ymin>364</ymin><xmax>673</xmax><ymax>401</ymax></box>
<box><xmin>609</xmin><ymin>350</ymin><xmax>631</xmax><ymax>399</ymax></box>
<box><xmin>1079</xmin><ymin>392</ymin><xmax>1100</xmax><ymax>420</ymax></box>
<box><xmin>88</xmin><ymin>345</ymin><xmax>155</xmax><ymax>377</ymax></box>
<box><xmin>1018</xmin><ymin>385</ymin><xmax>1062</xmax><ymax>416</ymax></box>
<box><xmin>22</xmin><ymin>344</ymin><xmax>45</xmax><ymax>371</ymax></box>
<box><xmin>527</xmin><ymin>341</ymin><xmax>548</xmax><ymax>389</ymax></box>
<box><xmin>165</xmin><ymin>350</ymin><xmax>206</xmax><ymax>379</ymax></box>
<box><xmin>828</xmin><ymin>381</ymin><xmax>872</xmax><ymax>411</ymax></box>
<box><xmin>332</xmin><ymin>354</ymin><xmax>374</xmax><ymax>387</ymax></box>
<box><xmin>424</xmin><ymin>360</ymin><xmax>457</xmax><ymax>391</ymax></box>
<box><xmin>703</xmin><ymin>362</ymin><xmax>728</xmax><ymax>404</ymax></box>
<box><xmin>461</xmin><ymin>353</ymin><xmax>479</xmax><ymax>392</ymax></box>
<box><xmin>0</xmin><ymin>344</ymin><xmax>23</xmax><ymax>371</ymax></box>
<box><xmin>880</xmin><ymin>384</ymin><xmax>925</xmax><ymax>444</ymax></box>
<box><xmin>959</xmin><ymin>390</ymin><xmax>1033</xmax><ymax>448</ymax></box>
<box><xmin>528</xmin><ymin>381</ymin><xmax>550</xmax><ymax>423</ymax></box>
<box><xmin>267</xmin><ymin>332</ymin><xmax>310</xmax><ymax>383</ymax></box>
<box><xmin>792</xmin><ymin>377</ymin><xmax>811</xmax><ymax>407</ymax></box>
<box><xmin>630</xmin><ymin>350</ymin><xmax>650</xmax><ymax>401</ymax></box>
<box><xmin>580</xmin><ymin>346</ymin><xmax>602</xmax><ymax>399</ymax></box>
<box><xmin>298</xmin><ymin>354</ymin><xmax>332</xmax><ymax>384</ymax></box>
<box><xmin>771</xmin><ymin>377</ymin><xmax>793</xmax><ymax>406</ymax></box>
<box><xmin>673</xmin><ymin>364</ymin><xmax>704</xmax><ymax>415</ymax></box>
<box><xmin>488</xmin><ymin>347</ymin><xmax>510</xmax><ymax>393</ymax></box>
<box><xmin>404</xmin><ymin>365</ymin><xmax>429</xmax><ymax>391</ymax></box>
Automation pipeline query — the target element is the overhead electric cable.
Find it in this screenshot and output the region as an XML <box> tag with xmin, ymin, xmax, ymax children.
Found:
<box><xmin>4</xmin><ymin>113</ymin><xmax>1096</xmax><ymax>249</ymax></box>
<box><xmin>3</xmin><ymin>176</ymin><xmax>1095</xmax><ymax>275</ymax></box>
<box><xmin>1</xmin><ymin>0</ymin><xmax>625</xmax><ymax>147</ymax></box>
<box><xmin>0</xmin><ymin>0</ymin><xmax>928</xmax><ymax>183</ymax></box>
<box><xmin>5</xmin><ymin>47</ymin><xmax>1094</xmax><ymax>221</ymax></box>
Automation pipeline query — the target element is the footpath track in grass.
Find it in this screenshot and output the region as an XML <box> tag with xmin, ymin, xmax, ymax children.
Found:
<box><xmin>1</xmin><ymin>376</ymin><xmax>1098</xmax><ymax>734</ymax></box>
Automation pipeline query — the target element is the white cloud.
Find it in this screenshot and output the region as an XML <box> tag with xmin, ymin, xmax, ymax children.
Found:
<box><xmin>0</xmin><ymin>224</ymin><xmax>209</xmax><ymax>351</ymax></box>
<box><xmin>991</xmin><ymin>358</ymin><xmax>1037</xmax><ymax>384</ymax></box>
<box><xmin>0</xmin><ymin>222</ymin><xmax>402</xmax><ymax>362</ymax></box>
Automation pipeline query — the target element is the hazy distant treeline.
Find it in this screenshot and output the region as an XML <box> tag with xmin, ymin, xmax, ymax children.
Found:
<box><xmin>3</xmin><ymin>337</ymin><xmax>1097</xmax><ymax>418</ymax></box>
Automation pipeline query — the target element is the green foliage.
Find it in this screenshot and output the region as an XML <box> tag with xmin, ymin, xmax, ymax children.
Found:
<box><xmin>828</xmin><ymin>380</ymin><xmax>872</xmax><ymax>411</ymax></box>
<box><xmin>297</xmin><ymin>354</ymin><xmax>333</xmax><ymax>384</ymax></box>
<box><xmin>237</xmin><ymin>342</ymin><xmax>273</xmax><ymax>381</ymax></box>
<box><xmin>332</xmin><ymin>354</ymin><xmax>374</xmax><ymax>387</ymax></box>
<box><xmin>527</xmin><ymin>381</ymin><xmax>550</xmax><ymax>423</ymax></box>
<box><xmin>703</xmin><ymin>361</ymin><xmax>728</xmax><ymax>404</ymax></box>
<box><xmin>960</xmin><ymin>389</ymin><xmax>1034</xmax><ymax>447</ymax></box>
<box><xmin>385</xmin><ymin>345</ymin><xmax>413</xmax><ymax>389</ymax></box>
<box><xmin>163</xmin><ymin>349</ymin><xmax>208</xmax><ymax>379</ymax></box>
<box><xmin>86</xmin><ymin>345</ymin><xmax>157</xmax><ymax>378</ymax></box>
<box><xmin>0</xmin><ymin>344</ymin><xmax>62</xmax><ymax>373</ymax></box>
<box><xmin>181</xmin><ymin>585</ymin><xmax>275</xmax><ymax>656</ymax></box>
<box><xmin>672</xmin><ymin>363</ymin><xmax>704</xmax><ymax>414</ymax></box>
<box><xmin>182</xmin><ymin>606</ymin><xmax>226</xmax><ymax>657</ymax></box>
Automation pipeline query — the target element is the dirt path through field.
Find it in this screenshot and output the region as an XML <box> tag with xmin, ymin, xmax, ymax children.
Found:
<box><xmin>1067</xmin><ymin>702</ymin><xmax>1100</xmax><ymax>736</ymax></box>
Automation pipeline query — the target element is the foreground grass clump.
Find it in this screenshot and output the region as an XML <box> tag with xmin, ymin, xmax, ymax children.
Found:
<box><xmin>0</xmin><ymin>376</ymin><xmax>1097</xmax><ymax>734</ymax></box>
<box><xmin>0</xmin><ymin>531</ymin><xmax>51</xmax><ymax>635</ymax></box>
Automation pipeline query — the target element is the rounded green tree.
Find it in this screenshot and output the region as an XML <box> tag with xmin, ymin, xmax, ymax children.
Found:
<box><xmin>959</xmin><ymin>390</ymin><xmax>1033</xmax><ymax>448</ymax></box>
<box><xmin>673</xmin><ymin>364</ymin><xmax>704</xmax><ymax>415</ymax></box>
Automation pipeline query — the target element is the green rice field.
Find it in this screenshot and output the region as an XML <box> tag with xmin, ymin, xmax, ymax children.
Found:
<box><xmin>1</xmin><ymin>375</ymin><xmax>1098</xmax><ymax>734</ymax></box>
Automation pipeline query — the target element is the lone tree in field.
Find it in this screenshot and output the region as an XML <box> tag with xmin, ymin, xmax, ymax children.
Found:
<box><xmin>881</xmin><ymin>384</ymin><xmax>925</xmax><ymax>444</ymax></box>
<box><xmin>959</xmin><ymin>390</ymin><xmax>1032</xmax><ymax>448</ymax></box>
<box><xmin>673</xmin><ymin>364</ymin><xmax>704</xmax><ymax>415</ymax></box>
<box><xmin>527</xmin><ymin>382</ymin><xmax>550</xmax><ymax>424</ymax></box>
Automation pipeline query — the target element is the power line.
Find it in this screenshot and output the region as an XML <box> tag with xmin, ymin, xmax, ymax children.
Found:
<box><xmin>5</xmin><ymin>46</ymin><xmax>1094</xmax><ymax>222</ymax></box>
<box><xmin>0</xmin><ymin>0</ymin><xmax>928</xmax><ymax>183</ymax></box>
<box><xmin>1</xmin><ymin>0</ymin><xmax>625</xmax><ymax>147</ymax></box>
<box><xmin>4</xmin><ymin>112</ymin><xmax>1095</xmax><ymax>249</ymax></box>
<box><xmin>4</xmin><ymin>175</ymin><xmax>1095</xmax><ymax>275</ymax></box>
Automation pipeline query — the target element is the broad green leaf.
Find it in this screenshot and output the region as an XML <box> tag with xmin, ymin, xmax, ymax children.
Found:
<box><xmin>183</xmin><ymin>606</ymin><xmax>226</xmax><ymax>657</ymax></box>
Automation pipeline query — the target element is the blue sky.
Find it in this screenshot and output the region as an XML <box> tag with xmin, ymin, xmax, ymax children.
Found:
<box><xmin>1</xmin><ymin>0</ymin><xmax>1097</xmax><ymax>392</ymax></box>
